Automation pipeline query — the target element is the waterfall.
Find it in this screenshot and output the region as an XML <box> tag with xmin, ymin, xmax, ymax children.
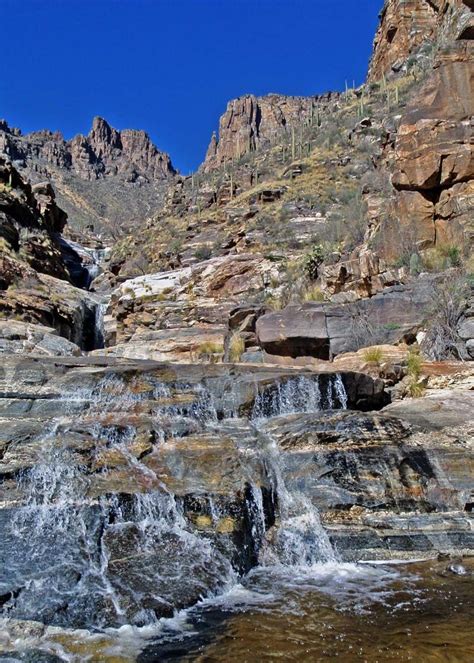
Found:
<box><xmin>248</xmin><ymin>374</ymin><xmax>347</xmax><ymax>566</ymax></box>
<box><xmin>85</xmin><ymin>248</ymin><xmax>108</xmax><ymax>288</ymax></box>
<box><xmin>252</xmin><ymin>374</ymin><xmax>347</xmax><ymax>419</ymax></box>
<box><xmin>93</xmin><ymin>299</ymin><xmax>107</xmax><ymax>349</ymax></box>
<box><xmin>250</xmin><ymin>428</ymin><xmax>338</xmax><ymax>567</ymax></box>
<box><xmin>58</xmin><ymin>238</ymin><xmax>109</xmax><ymax>290</ymax></box>
<box><xmin>5</xmin><ymin>377</ymin><xmax>235</xmax><ymax>628</ymax></box>
<box><xmin>3</xmin><ymin>371</ymin><xmax>348</xmax><ymax>629</ymax></box>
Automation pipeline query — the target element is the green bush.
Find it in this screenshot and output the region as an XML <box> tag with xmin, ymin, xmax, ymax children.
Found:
<box><xmin>303</xmin><ymin>244</ymin><xmax>325</xmax><ymax>280</ymax></box>
<box><xmin>362</xmin><ymin>347</ymin><xmax>384</xmax><ymax>364</ymax></box>
<box><xmin>194</xmin><ymin>245</ymin><xmax>212</xmax><ymax>261</ymax></box>
<box><xmin>407</xmin><ymin>349</ymin><xmax>422</xmax><ymax>378</ymax></box>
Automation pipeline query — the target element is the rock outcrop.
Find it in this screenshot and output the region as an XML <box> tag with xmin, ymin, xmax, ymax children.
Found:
<box><xmin>202</xmin><ymin>93</ymin><xmax>338</xmax><ymax>172</ymax></box>
<box><xmin>0</xmin><ymin>159</ymin><xmax>102</xmax><ymax>349</ymax></box>
<box><xmin>390</xmin><ymin>42</ymin><xmax>474</xmax><ymax>251</ymax></box>
<box><xmin>105</xmin><ymin>254</ymin><xmax>280</xmax><ymax>361</ymax></box>
<box><xmin>256</xmin><ymin>279</ymin><xmax>436</xmax><ymax>360</ymax></box>
<box><xmin>0</xmin><ymin>355</ymin><xmax>472</xmax><ymax>630</ymax></box>
<box><xmin>367</xmin><ymin>0</ymin><xmax>474</xmax><ymax>81</ymax></box>
<box><xmin>0</xmin><ymin>320</ymin><xmax>81</xmax><ymax>356</ymax></box>
<box><xmin>1</xmin><ymin>116</ymin><xmax>175</xmax><ymax>183</ymax></box>
<box><xmin>0</xmin><ymin>158</ymin><xmax>68</xmax><ymax>281</ymax></box>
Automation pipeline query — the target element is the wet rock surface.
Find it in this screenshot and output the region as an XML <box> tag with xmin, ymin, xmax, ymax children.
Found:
<box><xmin>0</xmin><ymin>355</ymin><xmax>472</xmax><ymax>629</ymax></box>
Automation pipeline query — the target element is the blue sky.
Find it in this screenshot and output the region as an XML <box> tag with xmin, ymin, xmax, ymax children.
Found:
<box><xmin>2</xmin><ymin>0</ymin><xmax>382</xmax><ymax>173</ymax></box>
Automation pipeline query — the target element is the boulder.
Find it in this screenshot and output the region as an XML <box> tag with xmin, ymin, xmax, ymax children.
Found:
<box><xmin>257</xmin><ymin>280</ymin><xmax>434</xmax><ymax>359</ymax></box>
<box><xmin>0</xmin><ymin>320</ymin><xmax>81</xmax><ymax>356</ymax></box>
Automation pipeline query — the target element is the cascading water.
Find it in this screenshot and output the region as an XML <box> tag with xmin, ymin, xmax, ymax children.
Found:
<box><xmin>251</xmin><ymin>374</ymin><xmax>347</xmax><ymax>419</ymax></box>
<box><xmin>249</xmin><ymin>374</ymin><xmax>347</xmax><ymax>567</ymax></box>
<box><xmin>2</xmin><ymin>371</ymin><xmax>347</xmax><ymax>632</ymax></box>
<box><xmin>92</xmin><ymin>298</ymin><xmax>107</xmax><ymax>349</ymax></box>
<box><xmin>58</xmin><ymin>238</ymin><xmax>110</xmax><ymax>290</ymax></box>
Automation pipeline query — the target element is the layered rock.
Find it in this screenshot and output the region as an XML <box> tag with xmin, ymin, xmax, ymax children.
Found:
<box><xmin>0</xmin><ymin>320</ymin><xmax>81</xmax><ymax>356</ymax></box>
<box><xmin>390</xmin><ymin>42</ymin><xmax>474</xmax><ymax>251</ymax></box>
<box><xmin>1</xmin><ymin>116</ymin><xmax>175</xmax><ymax>183</ymax></box>
<box><xmin>0</xmin><ymin>354</ymin><xmax>472</xmax><ymax>630</ymax></box>
<box><xmin>368</xmin><ymin>0</ymin><xmax>439</xmax><ymax>82</ymax></box>
<box><xmin>319</xmin><ymin>248</ymin><xmax>404</xmax><ymax>299</ymax></box>
<box><xmin>105</xmin><ymin>254</ymin><xmax>280</xmax><ymax>361</ymax></box>
<box><xmin>0</xmin><ymin>159</ymin><xmax>103</xmax><ymax>349</ymax></box>
<box><xmin>0</xmin><ymin>158</ymin><xmax>68</xmax><ymax>280</ymax></box>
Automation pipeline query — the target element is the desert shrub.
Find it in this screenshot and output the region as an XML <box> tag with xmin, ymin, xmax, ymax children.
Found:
<box><xmin>264</xmin><ymin>293</ymin><xmax>286</xmax><ymax>310</ymax></box>
<box><xmin>302</xmin><ymin>284</ymin><xmax>326</xmax><ymax>302</ymax></box>
<box><xmin>421</xmin><ymin>276</ymin><xmax>471</xmax><ymax>360</ymax></box>
<box><xmin>168</xmin><ymin>238</ymin><xmax>183</xmax><ymax>256</ymax></box>
<box><xmin>303</xmin><ymin>244</ymin><xmax>325</xmax><ymax>280</ymax></box>
<box><xmin>409</xmin><ymin>252</ymin><xmax>423</xmax><ymax>275</ymax></box>
<box><xmin>405</xmin><ymin>347</ymin><xmax>426</xmax><ymax>397</ymax></box>
<box><xmin>421</xmin><ymin>244</ymin><xmax>462</xmax><ymax>272</ymax></box>
<box><xmin>327</xmin><ymin>189</ymin><xmax>367</xmax><ymax>250</ymax></box>
<box><xmin>407</xmin><ymin>379</ymin><xmax>426</xmax><ymax>398</ymax></box>
<box><xmin>228</xmin><ymin>333</ymin><xmax>245</xmax><ymax>362</ymax></box>
<box><xmin>196</xmin><ymin>341</ymin><xmax>224</xmax><ymax>362</ymax></box>
<box><xmin>194</xmin><ymin>245</ymin><xmax>213</xmax><ymax>261</ymax></box>
<box><xmin>363</xmin><ymin>347</ymin><xmax>384</xmax><ymax>364</ymax></box>
<box><xmin>406</xmin><ymin>348</ymin><xmax>422</xmax><ymax>378</ymax></box>
<box><xmin>126</xmin><ymin>253</ymin><xmax>150</xmax><ymax>276</ymax></box>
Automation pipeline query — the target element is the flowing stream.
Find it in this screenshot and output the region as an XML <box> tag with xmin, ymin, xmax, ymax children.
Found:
<box><xmin>1</xmin><ymin>373</ymin><xmax>472</xmax><ymax>661</ymax></box>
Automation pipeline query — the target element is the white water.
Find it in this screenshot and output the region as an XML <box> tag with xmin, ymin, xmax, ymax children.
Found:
<box><xmin>3</xmin><ymin>372</ymin><xmax>348</xmax><ymax>634</ymax></box>
<box><xmin>251</xmin><ymin>374</ymin><xmax>347</xmax><ymax>419</ymax></box>
<box><xmin>93</xmin><ymin>299</ymin><xmax>108</xmax><ymax>349</ymax></box>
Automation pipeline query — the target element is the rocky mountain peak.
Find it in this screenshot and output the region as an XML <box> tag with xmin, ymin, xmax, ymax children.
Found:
<box><xmin>88</xmin><ymin>116</ymin><xmax>122</xmax><ymax>156</ymax></box>
<box><xmin>0</xmin><ymin>116</ymin><xmax>177</xmax><ymax>236</ymax></box>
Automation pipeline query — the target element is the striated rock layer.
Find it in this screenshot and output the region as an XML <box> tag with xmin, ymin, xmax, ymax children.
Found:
<box><xmin>0</xmin><ymin>355</ymin><xmax>472</xmax><ymax>628</ymax></box>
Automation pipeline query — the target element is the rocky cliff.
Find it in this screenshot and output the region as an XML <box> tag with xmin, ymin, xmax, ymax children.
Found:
<box><xmin>0</xmin><ymin>158</ymin><xmax>101</xmax><ymax>351</ymax></box>
<box><xmin>370</xmin><ymin>0</ymin><xmax>474</xmax><ymax>258</ymax></box>
<box><xmin>202</xmin><ymin>93</ymin><xmax>338</xmax><ymax>172</ymax></box>
<box><xmin>368</xmin><ymin>0</ymin><xmax>474</xmax><ymax>81</ymax></box>
<box><xmin>0</xmin><ymin>116</ymin><xmax>176</xmax><ymax>237</ymax></box>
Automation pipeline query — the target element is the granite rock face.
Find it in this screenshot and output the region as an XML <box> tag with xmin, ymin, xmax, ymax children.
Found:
<box><xmin>366</xmin><ymin>0</ymin><xmax>474</xmax><ymax>258</ymax></box>
<box><xmin>0</xmin><ymin>160</ymin><xmax>102</xmax><ymax>349</ymax></box>
<box><xmin>105</xmin><ymin>254</ymin><xmax>280</xmax><ymax>361</ymax></box>
<box><xmin>390</xmin><ymin>43</ymin><xmax>474</xmax><ymax>250</ymax></box>
<box><xmin>0</xmin><ymin>320</ymin><xmax>81</xmax><ymax>356</ymax></box>
<box><xmin>367</xmin><ymin>0</ymin><xmax>473</xmax><ymax>82</ymax></box>
<box><xmin>0</xmin><ymin>158</ymin><xmax>68</xmax><ymax>281</ymax></box>
<box><xmin>368</xmin><ymin>0</ymin><xmax>439</xmax><ymax>82</ymax></box>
